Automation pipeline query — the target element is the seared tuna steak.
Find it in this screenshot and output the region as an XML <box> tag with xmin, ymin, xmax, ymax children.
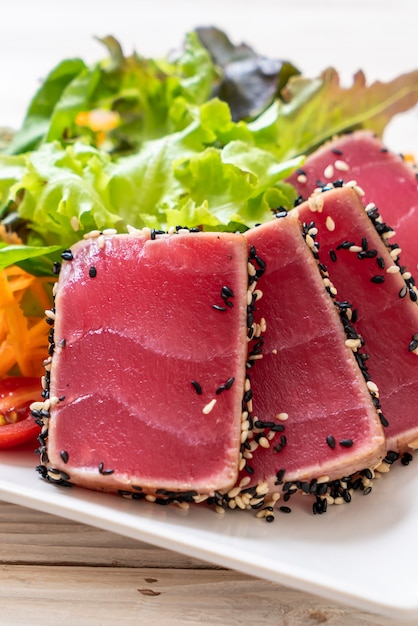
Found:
<box><xmin>240</xmin><ymin>213</ymin><xmax>385</xmax><ymax>492</ymax></box>
<box><xmin>287</xmin><ymin>130</ymin><xmax>418</xmax><ymax>273</ymax></box>
<box><xmin>39</xmin><ymin>229</ymin><xmax>251</xmax><ymax>496</ymax></box>
<box><xmin>293</xmin><ymin>186</ymin><xmax>418</xmax><ymax>454</ymax></box>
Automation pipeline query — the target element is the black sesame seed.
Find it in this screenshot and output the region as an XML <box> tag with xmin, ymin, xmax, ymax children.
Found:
<box><xmin>279</xmin><ymin>506</ymin><xmax>292</xmax><ymax>514</ymax></box>
<box><xmin>339</xmin><ymin>439</ymin><xmax>354</xmax><ymax>448</ymax></box>
<box><xmin>379</xmin><ymin>413</ymin><xmax>389</xmax><ymax>427</ymax></box>
<box><xmin>275</xmin><ymin>468</ymin><xmax>286</xmax><ymax>484</ymax></box>
<box><xmin>61</xmin><ymin>249</ymin><xmax>73</xmax><ymax>261</ymax></box>
<box><xmin>329</xmin><ymin>249</ymin><xmax>337</xmax><ymax>262</ymax></box>
<box><xmin>363</xmin><ymin>486</ymin><xmax>372</xmax><ymax>496</ymax></box>
<box><xmin>52</xmin><ymin>262</ymin><xmax>61</xmax><ymax>275</ymax></box>
<box><xmin>221</xmin><ymin>285</ymin><xmax>234</xmax><ymax>299</ymax></box>
<box><xmin>361</xmin><ymin>237</ymin><xmax>368</xmax><ymax>251</ymax></box>
<box><xmin>331</xmin><ymin>148</ymin><xmax>343</xmax><ymax>155</ymax></box>
<box><xmin>326</xmin><ymin>435</ymin><xmax>336</xmax><ymax>449</ymax></box>
<box><xmin>212</xmin><ymin>304</ymin><xmax>227</xmax><ymax>311</ymax></box>
<box><xmin>407</xmin><ymin>338</ymin><xmax>417</xmax><ymax>353</ymax></box>
<box><xmin>191</xmin><ymin>380</ymin><xmax>202</xmax><ymax>395</ymax></box>
<box><xmin>89</xmin><ymin>266</ymin><xmax>97</xmax><ymax>278</ymax></box>
<box><xmin>60</xmin><ymin>450</ymin><xmax>69</xmax><ymax>464</ymax></box>
<box><xmin>376</xmin><ymin>256</ymin><xmax>385</xmax><ymax>269</ymax></box>
<box><xmin>370</xmin><ymin>275</ymin><xmax>385</xmax><ymax>284</ymax></box>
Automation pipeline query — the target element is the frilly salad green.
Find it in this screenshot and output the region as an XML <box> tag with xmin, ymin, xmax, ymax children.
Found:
<box><xmin>1</xmin><ymin>26</ymin><xmax>418</xmax><ymax>277</ymax></box>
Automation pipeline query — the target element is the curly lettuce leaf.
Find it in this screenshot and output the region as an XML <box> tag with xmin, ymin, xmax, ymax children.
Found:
<box><xmin>249</xmin><ymin>67</ymin><xmax>418</xmax><ymax>159</ymax></box>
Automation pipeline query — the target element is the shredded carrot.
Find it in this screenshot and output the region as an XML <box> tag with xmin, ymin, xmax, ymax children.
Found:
<box><xmin>0</xmin><ymin>266</ymin><xmax>54</xmax><ymax>378</ymax></box>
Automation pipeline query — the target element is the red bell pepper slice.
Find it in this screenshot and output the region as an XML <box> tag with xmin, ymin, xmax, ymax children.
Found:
<box><xmin>0</xmin><ymin>377</ymin><xmax>41</xmax><ymax>449</ymax></box>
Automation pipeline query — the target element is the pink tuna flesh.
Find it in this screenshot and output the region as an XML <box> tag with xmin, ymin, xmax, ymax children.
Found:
<box><xmin>46</xmin><ymin>230</ymin><xmax>250</xmax><ymax>495</ymax></box>
<box><xmin>287</xmin><ymin>130</ymin><xmax>418</xmax><ymax>273</ymax></box>
<box><xmin>242</xmin><ymin>213</ymin><xmax>385</xmax><ymax>491</ymax></box>
<box><xmin>293</xmin><ymin>186</ymin><xmax>418</xmax><ymax>453</ymax></box>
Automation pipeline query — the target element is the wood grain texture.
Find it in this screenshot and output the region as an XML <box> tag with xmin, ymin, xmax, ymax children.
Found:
<box><xmin>0</xmin><ymin>500</ymin><xmax>411</xmax><ymax>626</ymax></box>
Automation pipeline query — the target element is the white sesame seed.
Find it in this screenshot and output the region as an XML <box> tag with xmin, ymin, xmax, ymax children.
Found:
<box><xmin>253</xmin><ymin>289</ymin><xmax>263</xmax><ymax>301</ymax></box>
<box><xmin>97</xmin><ymin>234</ymin><xmax>105</xmax><ymax>249</ymax></box>
<box><xmin>70</xmin><ymin>216</ymin><xmax>79</xmax><ymax>232</ymax></box>
<box><xmin>305</xmin><ymin>234</ymin><xmax>315</xmax><ymax>249</ymax></box>
<box><xmin>390</xmin><ymin>247</ymin><xmax>402</xmax><ymax>258</ymax></box>
<box><xmin>240</xmin><ymin>430</ymin><xmax>249</xmax><ymax>444</ymax></box>
<box><xmin>367</xmin><ymin>380</ymin><xmax>379</xmax><ymax>395</ymax></box>
<box><xmin>256</xmin><ymin>482</ymin><xmax>269</xmax><ymax>495</ymax></box>
<box><xmin>145</xmin><ymin>494</ymin><xmax>156</xmax><ymax>502</ymax></box>
<box><xmin>315</xmin><ymin>194</ymin><xmax>324</xmax><ymax>213</ymax></box>
<box><xmin>316</xmin><ymin>475</ymin><xmax>330</xmax><ymax>484</ymax></box>
<box><xmin>258</xmin><ymin>437</ymin><xmax>270</xmax><ymax>449</ymax></box>
<box><xmin>193</xmin><ymin>494</ymin><xmax>208</xmax><ymax>503</ymax></box>
<box><xmin>244</xmin><ymin>378</ymin><xmax>251</xmax><ymax>392</ymax></box>
<box><xmin>234</xmin><ymin>495</ymin><xmax>246</xmax><ymax>510</ymax></box>
<box><xmin>215</xmin><ymin>505</ymin><xmax>225</xmax><ymax>515</ymax></box>
<box><xmin>386</xmin><ymin>265</ymin><xmax>400</xmax><ymax>274</ymax></box>
<box><xmin>324</xmin><ymin>164</ymin><xmax>334</xmax><ymax>179</ymax></box>
<box><xmin>276</xmin><ymin>412</ymin><xmax>289</xmax><ymax>421</ymax></box>
<box><xmin>202</xmin><ymin>398</ymin><xmax>217</xmax><ymax>415</ymax></box>
<box><xmin>256</xmin><ymin>509</ymin><xmax>267</xmax><ymax>518</ymax></box>
<box><xmin>297</xmin><ymin>173</ymin><xmax>307</xmax><ymax>184</ymax></box>
<box><xmin>239</xmin><ymin>476</ymin><xmax>251</xmax><ymax>488</ymax></box>
<box><xmin>271</xmin><ymin>349</ymin><xmax>278</xmax><ymax>354</ymax></box>
<box><xmin>334</xmin><ymin>159</ymin><xmax>350</xmax><ymax>172</ymax></box>
<box><xmin>407</xmin><ymin>438</ymin><xmax>418</xmax><ymax>450</ymax></box>
<box><xmin>228</xmin><ymin>486</ymin><xmax>241</xmax><ymax>499</ymax></box>
<box><xmin>83</xmin><ymin>229</ymin><xmax>101</xmax><ymax>239</ymax></box>
<box><xmin>248</xmin><ymin>262</ymin><xmax>256</xmax><ymax>276</ymax></box>
<box><xmin>308</xmin><ymin>196</ymin><xmax>317</xmax><ymax>213</ymax></box>
<box><xmin>29</xmin><ymin>401</ymin><xmax>45</xmax><ymax>412</ymax></box>
<box><xmin>325</xmin><ymin>216</ymin><xmax>335</xmax><ymax>232</ymax></box>
<box><xmin>345</xmin><ymin>338</ymin><xmax>362</xmax><ymax>351</ymax></box>
<box><xmin>365</xmin><ymin>202</ymin><xmax>376</xmax><ymax>212</ymax></box>
<box><xmin>239</xmin><ymin>458</ymin><xmax>246</xmax><ymax>471</ymax></box>
<box><xmin>349</xmin><ymin>245</ymin><xmax>362</xmax><ymax>253</ymax></box>
<box><xmin>375</xmin><ymin>462</ymin><xmax>391</xmax><ymax>474</ymax></box>
<box><xmin>334</xmin><ymin>496</ymin><xmax>345</xmax><ymax>505</ymax></box>
<box><xmin>176</xmin><ymin>501</ymin><xmax>190</xmax><ymax>510</ymax></box>
<box><xmin>260</xmin><ymin>318</ymin><xmax>267</xmax><ymax>333</ymax></box>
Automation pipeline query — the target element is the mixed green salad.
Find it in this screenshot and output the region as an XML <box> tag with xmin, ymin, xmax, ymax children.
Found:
<box><xmin>1</xmin><ymin>27</ymin><xmax>418</xmax><ymax>276</ymax></box>
<box><xmin>0</xmin><ymin>26</ymin><xmax>417</xmax><ymax>403</ymax></box>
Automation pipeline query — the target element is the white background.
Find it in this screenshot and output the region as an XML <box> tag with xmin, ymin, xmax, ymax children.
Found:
<box><xmin>0</xmin><ymin>0</ymin><xmax>417</xmax><ymax>152</ymax></box>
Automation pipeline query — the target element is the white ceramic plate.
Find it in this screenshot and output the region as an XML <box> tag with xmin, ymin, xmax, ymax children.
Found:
<box><xmin>1</xmin><ymin>0</ymin><xmax>418</xmax><ymax>620</ymax></box>
<box><xmin>1</xmin><ymin>445</ymin><xmax>418</xmax><ymax>619</ymax></box>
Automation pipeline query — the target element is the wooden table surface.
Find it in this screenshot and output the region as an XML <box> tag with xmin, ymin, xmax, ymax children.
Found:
<box><xmin>0</xmin><ymin>499</ymin><xmax>413</xmax><ymax>626</ymax></box>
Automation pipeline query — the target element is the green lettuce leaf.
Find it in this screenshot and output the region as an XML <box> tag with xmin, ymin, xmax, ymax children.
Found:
<box><xmin>248</xmin><ymin>67</ymin><xmax>418</xmax><ymax>159</ymax></box>
<box><xmin>8</xmin><ymin>59</ymin><xmax>87</xmax><ymax>155</ymax></box>
<box><xmin>0</xmin><ymin>242</ymin><xmax>61</xmax><ymax>272</ymax></box>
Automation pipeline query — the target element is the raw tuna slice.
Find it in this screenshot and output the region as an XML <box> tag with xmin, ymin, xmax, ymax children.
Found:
<box><xmin>36</xmin><ymin>229</ymin><xmax>251</xmax><ymax>497</ymax></box>
<box><xmin>234</xmin><ymin>214</ymin><xmax>385</xmax><ymax>495</ymax></box>
<box><xmin>287</xmin><ymin>130</ymin><xmax>418</xmax><ymax>273</ymax></box>
<box><xmin>293</xmin><ymin>186</ymin><xmax>418</xmax><ymax>454</ymax></box>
